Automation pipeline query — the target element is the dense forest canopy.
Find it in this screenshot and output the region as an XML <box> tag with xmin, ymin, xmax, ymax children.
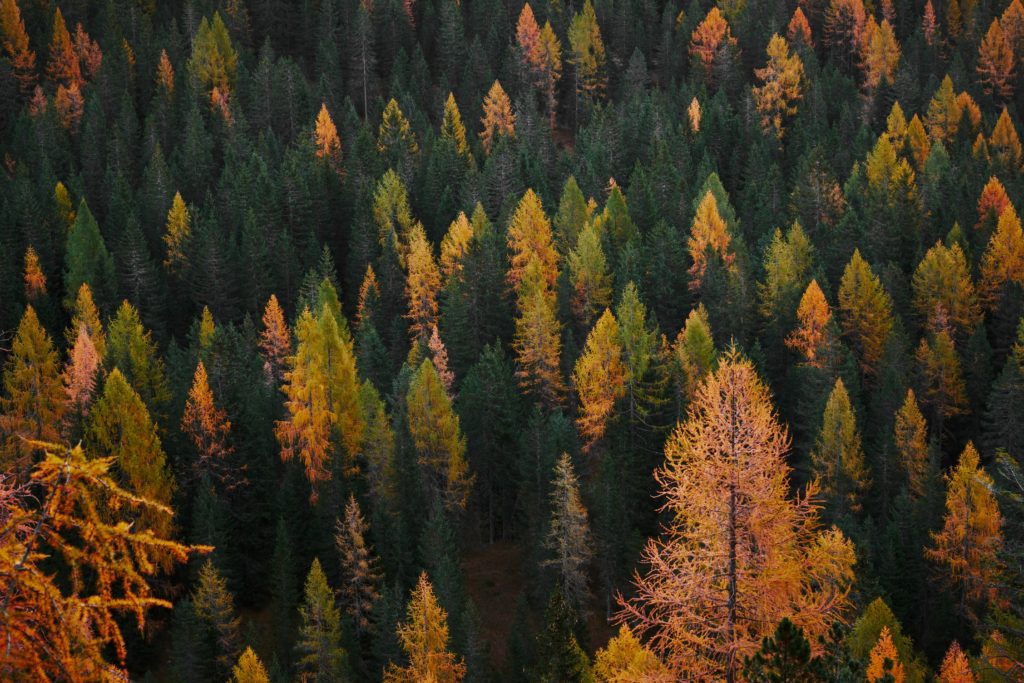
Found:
<box><xmin>1</xmin><ymin>0</ymin><xmax>1024</xmax><ymax>680</ymax></box>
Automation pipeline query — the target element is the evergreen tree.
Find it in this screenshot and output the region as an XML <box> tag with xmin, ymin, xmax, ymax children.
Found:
<box><xmin>543</xmin><ymin>453</ymin><xmax>593</xmax><ymax>614</ymax></box>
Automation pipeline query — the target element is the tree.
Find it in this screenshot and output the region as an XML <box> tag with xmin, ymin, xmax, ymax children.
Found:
<box><xmin>314</xmin><ymin>103</ymin><xmax>343</xmax><ymax>174</ymax></box>
<box><xmin>619</xmin><ymin>349</ymin><xmax>856</xmax><ymax>681</ymax></box>
<box><xmin>567</xmin><ymin>0</ymin><xmax>607</xmax><ymax>116</ymax></box>
<box><xmin>690</xmin><ymin>7</ymin><xmax>736</xmax><ymax>82</ymax></box>
<box><xmin>188</xmin><ymin>13</ymin><xmax>237</xmax><ymax>97</ymax></box>
<box><xmin>440</xmin><ymin>93</ymin><xmax>470</xmax><ymax>160</ymax></box>
<box><xmin>927</xmin><ymin>442</ymin><xmax>1004</xmax><ymax>623</ymax></box>
<box><xmin>378</xmin><ymin>98</ymin><xmax>419</xmax><ymax>174</ymax></box>
<box><xmin>787</xmin><ymin>280</ymin><xmax>834</xmax><ymax>367</ymax></box>
<box><xmin>22</xmin><ymin>246</ymin><xmax>45</xmax><ymax>303</ymax></box>
<box><xmin>63</xmin><ymin>200</ymin><xmax>116</xmax><ymax>313</ymax></box>
<box><xmin>568</xmin><ymin>222</ymin><xmax>612</xmax><ymax>328</ymax></box>
<box><xmin>812</xmin><ymin>378</ymin><xmax>870</xmax><ymax>518</ymax></box>
<box><xmin>824</xmin><ymin>0</ymin><xmax>866</xmax><ymax>70</ymax></box>
<box><xmin>894</xmin><ymin>389</ymin><xmax>930</xmax><ymax>498</ymax></box>
<box><xmin>507</xmin><ymin>188</ymin><xmax>559</xmax><ymax>292</ymax></box>
<box><xmin>743</xmin><ymin>618</ymin><xmax>828</xmax><ymax>683</ymax></box>
<box><xmin>990</xmin><ymin>108</ymin><xmax>1022</xmax><ymax>169</ymax></box>
<box><xmin>0</xmin><ymin>443</ymin><xmax>196</xmax><ymax>682</ymax></box>
<box><xmin>0</xmin><ymin>307</ymin><xmax>65</xmax><ymax>472</ymax></box>
<box><xmin>383</xmin><ymin>572</ymin><xmax>466</xmax><ymax>682</ymax></box>
<box><xmin>406</xmin><ymin>358</ymin><xmax>473</xmax><ymax>510</ymax></box>
<box><xmin>671</xmin><ymin>305</ymin><xmax>716</xmax><ymax>409</ymax></box>
<box><xmin>405</xmin><ymin>224</ymin><xmax>441</xmax><ymax>344</ymax></box>
<box><xmin>912</xmin><ymin>242</ymin><xmax>980</xmax><ymax>336</ymax></box>
<box><xmin>534</xmin><ymin>587</ymin><xmax>594</xmax><ymax>682</ymax></box>
<box><xmin>925</xmin><ymin>76</ymin><xmax>961</xmax><ymax>145</ymax></box>
<box><xmin>513</xmin><ymin>259</ymin><xmax>566</xmax><ymax>407</ymax></box>
<box><xmin>259</xmin><ymin>294</ymin><xmax>292</xmax><ymax>384</ymax></box>
<box><xmin>193</xmin><ymin>559</ymin><xmax>242</xmax><ymax>680</ymax></box>
<box><xmin>915</xmin><ymin>329</ymin><xmax>968</xmax><ymax>431</ymax></box>
<box><xmin>572</xmin><ymin>309</ymin><xmax>626</xmax><ymax>450</ymax></box>
<box><xmin>86</xmin><ymin>369</ymin><xmax>175</xmax><ymax>549</ymax></box>
<box><xmin>296</xmin><ymin>558</ymin><xmax>347</xmax><ymax>682</ymax></box>
<box><xmin>980</xmin><ymin>204</ymin><xmax>1024</xmax><ymax>307</ymax></box>
<box><xmin>860</xmin><ymin>18</ymin><xmax>900</xmax><ymax>91</ymax></box>
<box><xmin>335</xmin><ymin>495</ymin><xmax>382</xmax><ymax>638</ymax></box>
<box><xmin>594</xmin><ymin>625</ymin><xmax>670</xmax><ymax>682</ymax></box>
<box><xmin>181</xmin><ymin>361</ymin><xmax>236</xmax><ymax>488</ymax></box>
<box><xmin>753</xmin><ymin>35</ymin><xmax>804</xmax><ymax>139</ymax></box>
<box><xmin>440</xmin><ymin>212</ymin><xmax>473</xmax><ymax>281</ymax></box>
<box><xmin>787</xmin><ymin>8</ymin><xmax>813</xmax><ymax>47</ymax></box>
<box><xmin>105</xmin><ymin>302</ymin><xmax>171</xmax><ymax>416</ymax></box>
<box><xmin>230</xmin><ymin>648</ymin><xmax>271</xmax><ymax>683</ymax></box>
<box><xmin>65</xmin><ymin>283</ymin><xmax>105</xmax><ymax>359</ymax></box>
<box><xmin>62</xmin><ymin>324</ymin><xmax>100</xmax><ymax>438</ymax></box>
<box><xmin>922</xmin><ymin>1</ymin><xmax>938</xmax><ymax>44</ymax></box>
<box><xmin>544</xmin><ymin>453</ymin><xmax>593</xmax><ymax>614</ymax></box>
<box><xmin>155</xmin><ymin>48</ymin><xmax>174</xmax><ymax>97</ymax></box>
<box><xmin>937</xmin><ymin>642</ymin><xmax>975</xmax><ymax>683</ymax></box>
<box><xmin>866</xmin><ymin>626</ymin><xmax>905</xmax><ymax>683</ymax></box>
<box><xmin>837</xmin><ymin>250</ymin><xmax>893</xmax><ymax>376</ymax></box>
<box><xmin>479</xmin><ymin>80</ymin><xmax>515</xmax><ymax>154</ymax></box>
<box><xmin>46</xmin><ymin>8</ymin><xmax>79</xmax><ymax>87</ymax></box>
<box><xmin>688</xmin><ymin>191</ymin><xmax>734</xmax><ymax>292</ymax></box>
<box><xmin>517</xmin><ymin>4</ymin><xmax>562</xmax><ymax>127</ymax></box>
<box><xmin>978</xmin><ymin>19</ymin><xmax>1015</xmax><ymax>100</ymax></box>
<box><xmin>0</xmin><ymin>0</ymin><xmax>36</xmax><ymax>95</ymax></box>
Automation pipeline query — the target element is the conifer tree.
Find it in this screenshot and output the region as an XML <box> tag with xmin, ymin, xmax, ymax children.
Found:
<box><xmin>689</xmin><ymin>7</ymin><xmax>736</xmax><ymax>82</ymax></box>
<box><xmin>937</xmin><ymin>642</ymin><xmax>974</xmax><ymax>683</ymax></box>
<box><xmin>406</xmin><ymin>358</ymin><xmax>472</xmax><ymax>510</ymax></box>
<box><xmin>230</xmin><ymin>648</ymin><xmax>271</xmax><ymax>683</ymax></box>
<box><xmin>837</xmin><ymin>250</ymin><xmax>893</xmax><ymax>377</ymax></box>
<box><xmin>22</xmin><ymin>246</ymin><xmax>46</xmax><ymax>303</ymax></box>
<box><xmin>440</xmin><ymin>212</ymin><xmax>473</xmax><ymax>282</ymax></box>
<box><xmin>978</xmin><ymin>19</ymin><xmax>1015</xmax><ymax>100</ymax></box>
<box><xmin>594</xmin><ymin>625</ymin><xmax>669</xmax><ymax>681</ymax></box>
<box><xmin>182</xmin><ymin>361</ymin><xmax>236</xmax><ymax>488</ymax></box>
<box><xmin>507</xmin><ymin>188</ymin><xmax>559</xmax><ymax>292</ymax></box>
<box><xmin>479</xmin><ymin>80</ymin><xmax>515</xmax><ymax>154</ymax></box>
<box><xmin>787</xmin><ymin>280</ymin><xmax>834</xmax><ymax>367</ymax></box>
<box><xmin>912</xmin><ymin>242</ymin><xmax>980</xmax><ymax>336</ymax></box>
<box><xmin>544</xmin><ymin>453</ymin><xmax>593</xmax><ymax>614</ymax></box>
<box><xmin>314</xmin><ymin>103</ymin><xmax>343</xmax><ymax>174</ymax></box>
<box><xmin>384</xmin><ymin>572</ymin><xmax>466</xmax><ymax>682</ymax></box>
<box><xmin>259</xmin><ymin>294</ymin><xmax>291</xmax><ymax>385</ymax></box>
<box><xmin>46</xmin><ymin>8</ymin><xmax>79</xmax><ymax>87</ymax></box>
<box><xmin>572</xmin><ymin>309</ymin><xmax>626</xmax><ymax>450</ymax></box>
<box><xmin>990</xmin><ymin>108</ymin><xmax>1023</xmax><ymax>169</ymax></box>
<box><xmin>193</xmin><ymin>559</ymin><xmax>243</xmax><ymax>680</ymax></box>
<box><xmin>63</xmin><ymin>201</ymin><xmax>116</xmax><ymax>313</ymax></box>
<box><xmin>378</xmin><ymin>98</ymin><xmax>419</xmax><ymax>167</ymax></box>
<box><xmin>334</xmin><ymin>494</ymin><xmax>382</xmax><ymax>638</ymax></box>
<box><xmin>62</xmin><ymin>324</ymin><xmax>99</xmax><ymax>439</ymax></box>
<box><xmin>188</xmin><ymin>13</ymin><xmax>237</xmax><ymax>97</ymax></box>
<box><xmin>440</xmin><ymin>92</ymin><xmax>470</xmax><ymax>160</ymax></box>
<box><xmin>671</xmin><ymin>305</ymin><xmax>716</xmax><ymax>410</ymax></box>
<box><xmin>866</xmin><ymin>626</ymin><xmax>905</xmax><ymax>683</ymax></box>
<box><xmin>688</xmin><ymin>191</ymin><xmax>734</xmax><ymax>293</ymax></box>
<box><xmin>893</xmin><ymin>389</ymin><xmax>930</xmax><ymax>499</ymax></box>
<box><xmin>65</xmin><ymin>283</ymin><xmax>105</xmax><ymax>359</ymax></box>
<box><xmin>787</xmin><ymin>8</ymin><xmax>813</xmax><ymax>47</ymax></box>
<box><xmin>980</xmin><ymin>204</ymin><xmax>1024</xmax><ymax>307</ymax></box>
<box><xmin>155</xmin><ymin>49</ymin><xmax>174</xmax><ymax>97</ymax></box>
<box><xmin>405</xmin><ymin>224</ymin><xmax>441</xmax><ymax>344</ymax></box>
<box><xmin>568</xmin><ymin>222</ymin><xmax>612</xmax><ymax>329</ymax></box>
<box><xmin>753</xmin><ymin>35</ymin><xmax>804</xmax><ymax>139</ymax></box>
<box><xmin>915</xmin><ymin>329</ymin><xmax>968</xmax><ymax>432</ymax></box>
<box><xmin>534</xmin><ymin>587</ymin><xmax>594</xmax><ymax>682</ymax></box>
<box><xmin>0</xmin><ymin>0</ymin><xmax>36</xmax><ymax>95</ymax></box>
<box><xmin>927</xmin><ymin>442</ymin><xmax>1004</xmax><ymax>623</ymax></box>
<box><xmin>296</xmin><ymin>558</ymin><xmax>347</xmax><ymax>682</ymax></box>
<box><xmin>0</xmin><ymin>307</ymin><xmax>65</xmax><ymax>471</ymax></box>
<box><xmin>513</xmin><ymin>259</ymin><xmax>566</xmax><ymax>407</ymax></box>
<box><xmin>812</xmin><ymin>377</ymin><xmax>870</xmax><ymax>518</ymax></box>
<box><xmin>619</xmin><ymin>349</ymin><xmax>856</xmax><ymax>680</ymax></box>
<box><xmin>567</xmin><ymin>0</ymin><xmax>607</xmax><ymax>117</ymax></box>
<box><xmin>105</xmin><ymin>301</ymin><xmax>171</xmax><ymax>416</ymax></box>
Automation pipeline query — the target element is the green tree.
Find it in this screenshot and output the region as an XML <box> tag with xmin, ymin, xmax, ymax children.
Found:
<box><xmin>63</xmin><ymin>200</ymin><xmax>116</xmax><ymax>313</ymax></box>
<box><xmin>811</xmin><ymin>377</ymin><xmax>870</xmax><ymax>519</ymax></box>
<box><xmin>296</xmin><ymin>558</ymin><xmax>347</xmax><ymax>682</ymax></box>
<box><xmin>193</xmin><ymin>559</ymin><xmax>242</xmax><ymax>681</ymax></box>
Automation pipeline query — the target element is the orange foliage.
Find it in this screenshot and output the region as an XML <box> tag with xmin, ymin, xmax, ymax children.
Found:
<box><xmin>314</xmin><ymin>103</ymin><xmax>343</xmax><ymax>174</ymax></box>
<box><xmin>22</xmin><ymin>245</ymin><xmax>46</xmax><ymax>300</ymax></box>
<box><xmin>689</xmin><ymin>7</ymin><xmax>736</xmax><ymax>78</ymax></box>
<box><xmin>787</xmin><ymin>279</ymin><xmax>833</xmax><ymax>366</ymax></box>
<box><xmin>259</xmin><ymin>294</ymin><xmax>292</xmax><ymax>385</ymax></box>
<box><xmin>480</xmin><ymin>80</ymin><xmax>515</xmax><ymax>153</ymax></box>
<box><xmin>156</xmin><ymin>49</ymin><xmax>174</xmax><ymax>96</ymax></box>
<box><xmin>687</xmin><ymin>191</ymin><xmax>734</xmax><ymax>292</ymax></box>
<box><xmin>46</xmin><ymin>8</ymin><xmax>80</xmax><ymax>87</ymax></box>
<box><xmin>867</xmin><ymin>626</ymin><xmax>905</xmax><ymax>683</ymax></box>
<box><xmin>976</xmin><ymin>176</ymin><xmax>1011</xmax><ymax>230</ymax></box>
<box><xmin>938</xmin><ymin>641</ymin><xmax>976</xmax><ymax>683</ymax></box>
<box><xmin>978</xmin><ymin>19</ymin><xmax>1015</xmax><ymax>100</ymax></box>
<box><xmin>787</xmin><ymin>7</ymin><xmax>813</xmax><ymax>46</ymax></box>
<box><xmin>0</xmin><ymin>0</ymin><xmax>37</xmax><ymax>95</ymax></box>
<box><xmin>182</xmin><ymin>361</ymin><xmax>236</xmax><ymax>487</ymax></box>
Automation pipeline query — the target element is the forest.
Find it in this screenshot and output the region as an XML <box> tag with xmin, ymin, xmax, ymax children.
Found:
<box><xmin>1</xmin><ymin>0</ymin><xmax>1023</xmax><ymax>680</ymax></box>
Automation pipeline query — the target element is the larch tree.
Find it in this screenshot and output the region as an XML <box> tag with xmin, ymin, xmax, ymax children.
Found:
<box><xmin>572</xmin><ymin>308</ymin><xmax>626</xmax><ymax>451</ymax></box>
<box><xmin>824</xmin><ymin>0</ymin><xmax>866</xmax><ymax>70</ymax></box>
<box><xmin>46</xmin><ymin>8</ymin><xmax>79</xmax><ymax>87</ymax></box>
<box><xmin>440</xmin><ymin>211</ymin><xmax>474</xmax><ymax>282</ymax></box>
<box><xmin>937</xmin><ymin>642</ymin><xmax>975</xmax><ymax>683</ymax></box>
<box><xmin>980</xmin><ymin>204</ymin><xmax>1024</xmax><ymax>307</ymax></box>
<box><xmin>513</xmin><ymin>257</ymin><xmax>566</xmax><ymax>407</ymax></box>
<box><xmin>406</xmin><ymin>358</ymin><xmax>473</xmax><ymax>510</ymax></box>
<box><xmin>915</xmin><ymin>329</ymin><xmax>968</xmax><ymax>432</ymax></box>
<box><xmin>671</xmin><ymin>304</ymin><xmax>716</xmax><ymax>409</ymax></box>
<box><xmin>23</xmin><ymin>246</ymin><xmax>46</xmax><ymax>303</ymax></box>
<box><xmin>182</xmin><ymin>361</ymin><xmax>236</xmax><ymax>488</ymax></box>
<box><xmin>753</xmin><ymin>34</ymin><xmax>804</xmax><ymax>139</ymax></box>
<box><xmin>894</xmin><ymin>389</ymin><xmax>930</xmax><ymax>499</ymax></box>
<box><xmin>383</xmin><ymin>572</ymin><xmax>466</xmax><ymax>683</ymax></box>
<box><xmin>866</xmin><ymin>626</ymin><xmax>905</xmax><ymax>683</ymax></box>
<box><xmin>989</xmin><ymin>108</ymin><xmax>1022</xmax><ymax>169</ymax></box>
<box><xmin>440</xmin><ymin>92</ymin><xmax>470</xmax><ymax>161</ymax></box>
<box><xmin>0</xmin><ymin>0</ymin><xmax>36</xmax><ymax>95</ymax></box>
<box><xmin>62</xmin><ymin>324</ymin><xmax>100</xmax><ymax>439</ymax></box>
<box><xmin>927</xmin><ymin>442</ymin><xmax>1004</xmax><ymax>623</ymax></box>
<box><xmin>787</xmin><ymin>8</ymin><xmax>813</xmax><ymax>47</ymax></box>
<box><xmin>516</xmin><ymin>4</ymin><xmax>562</xmax><ymax>126</ymax></box>
<box><xmin>593</xmin><ymin>625</ymin><xmax>670</xmax><ymax>682</ymax></box>
<box><xmin>977</xmin><ymin>18</ymin><xmax>1015</xmax><ymax>101</ymax></box>
<box><xmin>0</xmin><ymin>307</ymin><xmax>65</xmax><ymax>472</ymax></box>
<box><xmin>334</xmin><ymin>494</ymin><xmax>382</xmax><ymax>638</ymax></box>
<box><xmin>690</xmin><ymin>7</ymin><xmax>736</xmax><ymax>82</ymax></box>
<box><xmin>378</xmin><ymin>98</ymin><xmax>419</xmax><ymax>171</ymax></box>
<box><xmin>812</xmin><ymin>377</ymin><xmax>870</xmax><ymax>518</ymax></box>
<box><xmin>860</xmin><ymin>18</ymin><xmax>900</xmax><ymax>92</ymax></box>
<box><xmin>230</xmin><ymin>648</ymin><xmax>271</xmax><ymax>683</ymax></box>
<box><xmin>922</xmin><ymin>0</ymin><xmax>938</xmax><ymax>45</ymax></box>
<box><xmin>193</xmin><ymin>559</ymin><xmax>242</xmax><ymax>680</ymax></box>
<box><xmin>567</xmin><ymin>0</ymin><xmax>607</xmax><ymax>118</ymax></box>
<box><xmin>975</xmin><ymin>176</ymin><xmax>1010</xmax><ymax>236</ymax></box>
<box><xmin>187</xmin><ymin>13</ymin><xmax>237</xmax><ymax>99</ymax></box>
<box><xmin>619</xmin><ymin>349</ymin><xmax>856</xmax><ymax>682</ymax></box>
<box><xmin>568</xmin><ymin>221</ymin><xmax>612</xmax><ymax>328</ymax></box>
<box><xmin>162</xmin><ymin>192</ymin><xmax>191</xmax><ymax>273</ymax></box>
<box><xmin>479</xmin><ymin>80</ymin><xmax>515</xmax><ymax>154</ymax></box>
<box><xmin>925</xmin><ymin>76</ymin><xmax>961</xmax><ymax>145</ymax></box>
<box><xmin>65</xmin><ymin>283</ymin><xmax>105</xmax><ymax>360</ymax></box>
<box><xmin>258</xmin><ymin>294</ymin><xmax>292</xmax><ymax>385</ymax></box>
<box><xmin>543</xmin><ymin>453</ymin><xmax>593</xmax><ymax>615</ymax></box>
<box><xmin>296</xmin><ymin>558</ymin><xmax>347</xmax><ymax>682</ymax></box>
<box><xmin>0</xmin><ymin>443</ymin><xmax>197</xmax><ymax>682</ymax></box>
<box><xmin>787</xmin><ymin>280</ymin><xmax>834</xmax><ymax>367</ymax></box>
<box><xmin>687</xmin><ymin>191</ymin><xmax>734</xmax><ymax>293</ymax></box>
<box><xmin>405</xmin><ymin>224</ymin><xmax>441</xmax><ymax>344</ymax></box>
<box><xmin>837</xmin><ymin>249</ymin><xmax>893</xmax><ymax>377</ymax></box>
<box><xmin>86</xmin><ymin>369</ymin><xmax>175</xmax><ymax>552</ymax></box>
<box><xmin>507</xmin><ymin>188</ymin><xmax>559</xmax><ymax>292</ymax></box>
<box><xmin>155</xmin><ymin>48</ymin><xmax>174</xmax><ymax>97</ymax></box>
<box><xmin>911</xmin><ymin>242</ymin><xmax>980</xmax><ymax>336</ymax></box>
<box><xmin>105</xmin><ymin>301</ymin><xmax>171</xmax><ymax>416</ymax></box>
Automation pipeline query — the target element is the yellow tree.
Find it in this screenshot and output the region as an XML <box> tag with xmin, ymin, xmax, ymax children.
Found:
<box><xmin>230</xmin><ymin>648</ymin><xmax>271</xmax><ymax>683</ymax></box>
<box><xmin>0</xmin><ymin>307</ymin><xmax>65</xmax><ymax>472</ymax></box>
<box><xmin>440</xmin><ymin>92</ymin><xmax>470</xmax><ymax>160</ymax></box>
<box><xmin>837</xmin><ymin>249</ymin><xmax>893</xmax><ymax>376</ymax></box>
<box><xmin>507</xmin><ymin>188</ymin><xmax>559</xmax><ymax>291</ymax></box>
<box><xmin>687</xmin><ymin>190</ymin><xmax>734</xmax><ymax>292</ymax></box>
<box><xmin>980</xmin><ymin>203</ymin><xmax>1024</xmax><ymax>307</ymax></box>
<box><xmin>978</xmin><ymin>18</ymin><xmax>1015</xmax><ymax>100</ymax></box>
<box><xmin>938</xmin><ymin>642</ymin><xmax>975</xmax><ymax>683</ymax></box>
<box><xmin>671</xmin><ymin>305</ymin><xmax>716</xmax><ymax>409</ymax></box>
<box><xmin>479</xmin><ymin>80</ymin><xmax>515</xmax><ymax>154</ymax></box>
<box><xmin>182</xmin><ymin>361</ymin><xmax>236</xmax><ymax>487</ymax></box>
<box><xmin>812</xmin><ymin>378</ymin><xmax>870</xmax><ymax>518</ymax></box>
<box><xmin>690</xmin><ymin>7</ymin><xmax>736</xmax><ymax>81</ymax></box>
<box><xmin>163</xmin><ymin>191</ymin><xmax>190</xmax><ymax>272</ymax></box>
<box><xmin>619</xmin><ymin>349</ymin><xmax>856</xmax><ymax>681</ymax></box>
<box><xmin>513</xmin><ymin>258</ymin><xmax>566</xmax><ymax>407</ymax></box>
<box><xmin>911</xmin><ymin>242</ymin><xmax>980</xmax><ymax>336</ymax></box>
<box><xmin>567</xmin><ymin>0</ymin><xmax>607</xmax><ymax>115</ymax></box>
<box><xmin>65</xmin><ymin>283</ymin><xmax>105</xmax><ymax>360</ymax></box>
<box><xmin>516</xmin><ymin>4</ymin><xmax>562</xmax><ymax>127</ymax></box>
<box><xmin>926</xmin><ymin>76</ymin><xmax>961</xmax><ymax>145</ymax></box>
<box><xmin>572</xmin><ymin>309</ymin><xmax>626</xmax><ymax>451</ymax></box>
<box><xmin>0</xmin><ymin>0</ymin><xmax>36</xmax><ymax>95</ymax></box>
<box><xmin>786</xmin><ymin>280</ymin><xmax>834</xmax><ymax>367</ymax></box>
<box><xmin>927</xmin><ymin>442</ymin><xmax>1004</xmax><ymax>623</ymax></box>
<box><xmin>860</xmin><ymin>18</ymin><xmax>900</xmax><ymax>91</ymax></box>
<box><xmin>916</xmin><ymin>329</ymin><xmax>968</xmax><ymax>431</ymax></box>
<box><xmin>0</xmin><ymin>442</ymin><xmax>199</xmax><ymax>682</ymax></box>
<box><xmin>894</xmin><ymin>389</ymin><xmax>930</xmax><ymax>498</ymax></box>
<box><xmin>990</xmin><ymin>107</ymin><xmax>1023</xmax><ymax>170</ymax></box>
<box><xmin>378</xmin><ymin>97</ymin><xmax>419</xmax><ymax>159</ymax></box>
<box><xmin>405</xmin><ymin>224</ymin><xmax>441</xmax><ymax>344</ymax></box>
<box><xmin>384</xmin><ymin>573</ymin><xmax>465</xmax><ymax>682</ymax></box>
<box><xmin>753</xmin><ymin>34</ymin><xmax>804</xmax><ymax>139</ymax></box>
<box><xmin>439</xmin><ymin>211</ymin><xmax>473</xmax><ymax>281</ymax></box>
<box><xmin>867</xmin><ymin>626</ymin><xmax>905</xmax><ymax>683</ymax></box>
<box><xmin>314</xmin><ymin>102</ymin><xmax>343</xmax><ymax>175</ymax></box>
<box><xmin>406</xmin><ymin>358</ymin><xmax>473</xmax><ymax>510</ymax></box>
<box><xmin>594</xmin><ymin>625</ymin><xmax>671</xmax><ymax>682</ymax></box>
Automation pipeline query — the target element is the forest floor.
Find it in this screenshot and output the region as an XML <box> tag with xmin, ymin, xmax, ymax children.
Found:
<box><xmin>464</xmin><ymin>540</ymin><xmax>525</xmax><ymax>666</ymax></box>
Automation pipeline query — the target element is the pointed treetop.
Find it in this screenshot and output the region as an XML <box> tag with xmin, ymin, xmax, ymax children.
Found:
<box><xmin>480</xmin><ymin>80</ymin><xmax>515</xmax><ymax>154</ymax></box>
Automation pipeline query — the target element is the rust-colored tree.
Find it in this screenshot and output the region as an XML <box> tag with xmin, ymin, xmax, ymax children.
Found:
<box><xmin>687</xmin><ymin>191</ymin><xmax>734</xmax><ymax>292</ymax></box>
<box><xmin>978</xmin><ymin>18</ymin><xmax>1015</xmax><ymax>100</ymax></box>
<box><xmin>786</xmin><ymin>280</ymin><xmax>834</xmax><ymax>367</ymax></box>
<box><xmin>0</xmin><ymin>0</ymin><xmax>35</xmax><ymax>95</ymax></box>
<box><xmin>479</xmin><ymin>80</ymin><xmax>515</xmax><ymax>154</ymax></box>
<box><xmin>618</xmin><ymin>349</ymin><xmax>856</xmax><ymax>681</ymax></box>
<box><xmin>258</xmin><ymin>294</ymin><xmax>292</xmax><ymax>385</ymax></box>
<box><xmin>182</xmin><ymin>361</ymin><xmax>238</xmax><ymax>489</ymax></box>
<box><xmin>689</xmin><ymin>7</ymin><xmax>737</xmax><ymax>81</ymax></box>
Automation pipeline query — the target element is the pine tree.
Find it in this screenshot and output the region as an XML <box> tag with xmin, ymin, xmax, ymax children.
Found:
<box><xmin>568</xmin><ymin>222</ymin><xmax>612</xmax><ymax>329</ymax></box>
<box><xmin>335</xmin><ymin>494</ymin><xmax>382</xmax><ymax>637</ymax></box>
<box><xmin>811</xmin><ymin>377</ymin><xmax>870</xmax><ymax>518</ymax></box>
<box><xmin>383</xmin><ymin>572</ymin><xmax>466</xmax><ymax>682</ymax></box>
<box><xmin>378</xmin><ymin>98</ymin><xmax>419</xmax><ymax>170</ymax></box>
<box><xmin>753</xmin><ymin>34</ymin><xmax>804</xmax><ymax>139</ymax></box>
<box><xmin>230</xmin><ymin>647</ymin><xmax>271</xmax><ymax>683</ymax></box>
<box><xmin>619</xmin><ymin>349</ymin><xmax>856</xmax><ymax>680</ymax></box>
<box><xmin>742</xmin><ymin>618</ymin><xmax>827</xmax><ymax>682</ymax></box>
<box><xmin>63</xmin><ymin>201</ymin><xmax>116</xmax><ymax>313</ymax></box>
<box><xmin>0</xmin><ymin>0</ymin><xmax>36</xmax><ymax>95</ymax></box>
<box><xmin>787</xmin><ymin>8</ymin><xmax>813</xmax><ymax>47</ymax></box>
<box><xmin>406</xmin><ymin>358</ymin><xmax>472</xmax><ymax>510</ymax></box>
<box><xmin>479</xmin><ymin>80</ymin><xmax>515</xmax><ymax>154</ymax></box>
<box><xmin>838</xmin><ymin>250</ymin><xmax>893</xmax><ymax>377</ymax></box>
<box><xmin>0</xmin><ymin>307</ymin><xmax>65</xmax><ymax>471</ymax></box>
<box><xmin>866</xmin><ymin>626</ymin><xmax>905</xmax><ymax>683</ymax></box>
<box><xmin>193</xmin><ymin>559</ymin><xmax>243</xmax><ymax>680</ymax></box>
<box><xmin>544</xmin><ymin>453</ymin><xmax>593</xmax><ymax>614</ymax></box>
<box><xmin>671</xmin><ymin>305</ymin><xmax>716</xmax><ymax>410</ymax></box>
<box><xmin>927</xmin><ymin>442</ymin><xmax>1004</xmax><ymax>623</ymax></box>
<box><xmin>534</xmin><ymin>587</ymin><xmax>594</xmax><ymax>682</ymax></box>
<box><xmin>65</xmin><ymin>283</ymin><xmax>105</xmax><ymax>359</ymax></box>
<box><xmin>296</xmin><ymin>558</ymin><xmax>347</xmax><ymax>682</ymax></box>
<box><xmin>978</xmin><ymin>19</ymin><xmax>1015</xmax><ymax>100</ymax></box>
<box><xmin>925</xmin><ymin>76</ymin><xmax>960</xmax><ymax>145</ymax></box>
<box><xmin>572</xmin><ymin>309</ymin><xmax>626</xmax><ymax>450</ymax></box>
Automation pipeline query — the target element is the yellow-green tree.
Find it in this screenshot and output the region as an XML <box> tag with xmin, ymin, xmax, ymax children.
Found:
<box><xmin>811</xmin><ymin>377</ymin><xmax>870</xmax><ymax>517</ymax></box>
<box><xmin>837</xmin><ymin>249</ymin><xmax>893</xmax><ymax>376</ymax></box>
<box><xmin>594</xmin><ymin>625</ymin><xmax>670</xmax><ymax>682</ymax></box>
<box><xmin>567</xmin><ymin>0</ymin><xmax>607</xmax><ymax>117</ymax></box>
<box><xmin>187</xmin><ymin>12</ymin><xmax>237</xmax><ymax>96</ymax></box>
<box><xmin>230</xmin><ymin>648</ymin><xmax>271</xmax><ymax>683</ymax></box>
<box><xmin>406</xmin><ymin>358</ymin><xmax>473</xmax><ymax>510</ymax></box>
<box><xmin>893</xmin><ymin>389</ymin><xmax>930</xmax><ymax>499</ymax></box>
<box><xmin>384</xmin><ymin>573</ymin><xmax>466</xmax><ymax>682</ymax></box>
<box><xmin>513</xmin><ymin>257</ymin><xmax>566</xmax><ymax>407</ymax></box>
<box><xmin>568</xmin><ymin>221</ymin><xmax>612</xmax><ymax>328</ymax></box>
<box><xmin>440</xmin><ymin>92</ymin><xmax>470</xmax><ymax>160</ymax></box>
<box><xmin>572</xmin><ymin>309</ymin><xmax>626</xmax><ymax>451</ymax></box>
<box><xmin>912</xmin><ymin>242</ymin><xmax>980</xmax><ymax>336</ymax></box>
